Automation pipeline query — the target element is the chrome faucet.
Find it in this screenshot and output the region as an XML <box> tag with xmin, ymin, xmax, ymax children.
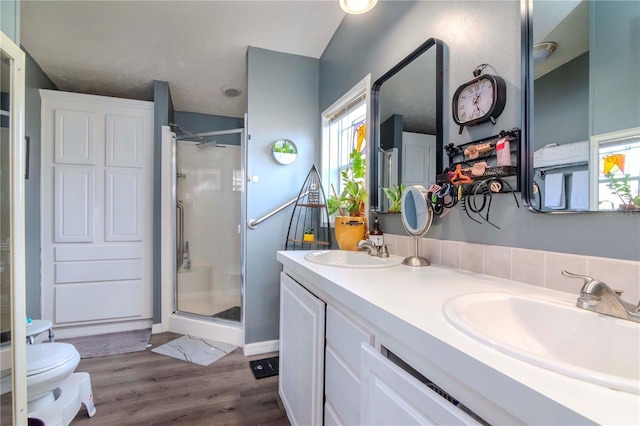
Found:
<box><xmin>357</xmin><ymin>240</ymin><xmax>390</xmax><ymax>258</ymax></box>
<box><xmin>562</xmin><ymin>270</ymin><xmax>640</xmax><ymax>323</ymax></box>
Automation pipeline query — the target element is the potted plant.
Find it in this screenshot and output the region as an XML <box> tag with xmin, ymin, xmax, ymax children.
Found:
<box><xmin>303</xmin><ymin>227</ymin><xmax>315</xmax><ymax>242</ymax></box>
<box><xmin>604</xmin><ymin>172</ymin><xmax>640</xmax><ymax>211</ymax></box>
<box><xmin>382</xmin><ymin>183</ymin><xmax>406</xmax><ymax>213</ymax></box>
<box><xmin>327</xmin><ymin>127</ymin><xmax>368</xmax><ymax>250</ymax></box>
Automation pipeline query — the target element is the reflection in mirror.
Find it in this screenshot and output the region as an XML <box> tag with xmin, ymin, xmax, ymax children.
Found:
<box><xmin>272</xmin><ymin>138</ymin><xmax>298</xmax><ymax>165</ymax></box>
<box><xmin>523</xmin><ymin>0</ymin><xmax>640</xmax><ymax>212</ymax></box>
<box><xmin>371</xmin><ymin>38</ymin><xmax>443</xmax><ymax>212</ymax></box>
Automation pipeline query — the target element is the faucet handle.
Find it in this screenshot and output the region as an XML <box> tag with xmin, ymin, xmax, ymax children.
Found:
<box><xmin>561</xmin><ymin>270</ymin><xmax>596</xmax><ymax>284</ymax></box>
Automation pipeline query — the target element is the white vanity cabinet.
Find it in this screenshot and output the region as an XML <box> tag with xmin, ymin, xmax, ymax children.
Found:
<box><xmin>279</xmin><ymin>272</ymin><xmax>325</xmax><ymax>426</ymax></box>
<box><xmin>279</xmin><ymin>270</ymin><xmax>479</xmax><ymax>426</ymax></box>
<box><xmin>325</xmin><ymin>305</ymin><xmax>374</xmax><ymax>425</ymax></box>
<box><xmin>360</xmin><ymin>345</ymin><xmax>482</xmax><ymax>425</ymax></box>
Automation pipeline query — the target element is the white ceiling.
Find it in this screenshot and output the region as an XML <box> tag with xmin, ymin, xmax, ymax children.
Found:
<box><xmin>20</xmin><ymin>0</ymin><xmax>345</xmax><ymax>118</ymax></box>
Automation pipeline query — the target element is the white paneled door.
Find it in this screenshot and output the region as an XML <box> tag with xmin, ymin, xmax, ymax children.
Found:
<box><xmin>41</xmin><ymin>90</ymin><xmax>154</xmax><ymax>336</ymax></box>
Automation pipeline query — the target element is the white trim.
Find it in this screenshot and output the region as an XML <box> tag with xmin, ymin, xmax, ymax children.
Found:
<box><xmin>243</xmin><ymin>339</ymin><xmax>280</xmax><ymax>356</ymax></box>
<box><xmin>151</xmin><ymin>323</ymin><xmax>163</xmax><ymax>334</ymax></box>
<box><xmin>1</xmin><ymin>31</ymin><xmax>28</xmax><ymax>426</ymax></box>
<box><xmin>49</xmin><ymin>319</ymin><xmax>153</xmax><ymax>340</ymax></box>
<box><xmin>589</xmin><ymin>127</ymin><xmax>640</xmax><ymax>210</ymax></box>
<box><xmin>168</xmin><ymin>314</ymin><xmax>243</xmax><ymax>347</ymax></box>
<box><xmin>39</xmin><ymin>88</ymin><xmax>153</xmax><ymax>110</ymax></box>
<box><xmin>321</xmin><ymin>74</ymin><xmax>372</xmax><ymax>222</ymax></box>
<box><xmin>160</xmin><ymin>126</ymin><xmax>175</xmax><ymax>333</ymax></box>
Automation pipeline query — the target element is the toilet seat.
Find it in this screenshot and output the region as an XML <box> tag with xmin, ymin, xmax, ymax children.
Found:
<box><xmin>27</xmin><ymin>343</ymin><xmax>79</xmax><ymax>376</ymax></box>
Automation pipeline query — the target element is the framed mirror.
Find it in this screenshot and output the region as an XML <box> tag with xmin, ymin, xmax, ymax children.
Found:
<box><xmin>272</xmin><ymin>138</ymin><xmax>298</xmax><ymax>165</ymax></box>
<box><xmin>371</xmin><ymin>38</ymin><xmax>444</xmax><ymax>212</ymax></box>
<box><xmin>522</xmin><ymin>0</ymin><xmax>640</xmax><ymax>213</ymax></box>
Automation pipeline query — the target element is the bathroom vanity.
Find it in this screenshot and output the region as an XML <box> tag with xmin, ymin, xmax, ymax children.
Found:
<box><xmin>277</xmin><ymin>250</ymin><xmax>639</xmax><ymax>425</ymax></box>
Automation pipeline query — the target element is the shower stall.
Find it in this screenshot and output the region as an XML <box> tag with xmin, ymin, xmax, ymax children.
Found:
<box><xmin>161</xmin><ymin>124</ymin><xmax>246</xmax><ymax>345</ymax></box>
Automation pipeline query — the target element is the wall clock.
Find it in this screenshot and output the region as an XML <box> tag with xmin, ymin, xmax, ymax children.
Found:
<box><xmin>452</xmin><ymin>64</ymin><xmax>506</xmax><ymax>134</ymax></box>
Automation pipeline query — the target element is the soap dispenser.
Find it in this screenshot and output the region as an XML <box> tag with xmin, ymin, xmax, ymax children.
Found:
<box><xmin>369</xmin><ymin>216</ymin><xmax>384</xmax><ymax>247</ymax></box>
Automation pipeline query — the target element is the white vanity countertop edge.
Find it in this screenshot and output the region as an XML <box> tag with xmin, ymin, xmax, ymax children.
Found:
<box><xmin>277</xmin><ymin>250</ymin><xmax>640</xmax><ymax>425</ymax></box>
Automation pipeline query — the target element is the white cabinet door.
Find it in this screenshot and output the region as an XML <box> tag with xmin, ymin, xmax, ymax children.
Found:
<box><xmin>402</xmin><ymin>132</ymin><xmax>436</xmax><ymax>188</ymax></box>
<box><xmin>279</xmin><ymin>273</ymin><xmax>325</xmax><ymax>426</ymax></box>
<box><xmin>360</xmin><ymin>344</ymin><xmax>481</xmax><ymax>426</ymax></box>
<box><xmin>41</xmin><ymin>90</ymin><xmax>153</xmax><ymax>333</ymax></box>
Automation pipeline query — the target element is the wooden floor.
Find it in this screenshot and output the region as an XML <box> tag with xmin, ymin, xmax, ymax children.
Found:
<box><xmin>3</xmin><ymin>332</ymin><xmax>290</xmax><ymax>426</ymax></box>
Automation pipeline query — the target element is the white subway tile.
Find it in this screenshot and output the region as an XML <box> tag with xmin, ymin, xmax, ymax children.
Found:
<box><xmin>484</xmin><ymin>245</ymin><xmax>512</xmax><ymax>280</ymax></box>
<box><xmin>588</xmin><ymin>256</ymin><xmax>640</xmax><ymax>303</ymax></box>
<box><xmin>545</xmin><ymin>252</ymin><xmax>588</xmax><ymax>294</ymax></box>
<box><xmin>441</xmin><ymin>240</ymin><xmax>461</xmax><ymax>269</ymax></box>
<box><xmin>461</xmin><ymin>243</ymin><xmax>484</xmax><ymax>274</ymax></box>
<box><xmin>421</xmin><ymin>238</ymin><xmax>441</xmax><ymax>265</ymax></box>
<box><xmin>512</xmin><ymin>248</ymin><xmax>545</xmax><ymax>287</ymax></box>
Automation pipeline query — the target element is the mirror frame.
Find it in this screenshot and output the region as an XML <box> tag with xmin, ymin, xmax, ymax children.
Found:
<box><xmin>521</xmin><ymin>0</ymin><xmax>639</xmax><ymax>214</ymax></box>
<box><xmin>370</xmin><ymin>38</ymin><xmax>444</xmax><ymax>211</ymax></box>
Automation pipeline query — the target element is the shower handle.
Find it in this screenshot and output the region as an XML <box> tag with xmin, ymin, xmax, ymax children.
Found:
<box><xmin>177</xmin><ymin>203</ymin><xmax>184</xmax><ymax>267</ymax></box>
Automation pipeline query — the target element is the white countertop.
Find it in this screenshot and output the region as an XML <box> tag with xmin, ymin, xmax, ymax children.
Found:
<box><xmin>277</xmin><ymin>250</ymin><xmax>640</xmax><ymax>425</ymax></box>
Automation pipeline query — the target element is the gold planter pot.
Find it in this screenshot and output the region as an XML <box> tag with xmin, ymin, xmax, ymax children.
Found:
<box><xmin>334</xmin><ymin>216</ymin><xmax>367</xmax><ymax>251</ymax></box>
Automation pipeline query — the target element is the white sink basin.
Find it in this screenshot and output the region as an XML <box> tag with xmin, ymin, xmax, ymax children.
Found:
<box><xmin>304</xmin><ymin>250</ymin><xmax>403</xmax><ymax>269</ymax></box>
<box><xmin>443</xmin><ymin>292</ymin><xmax>640</xmax><ymax>394</ymax></box>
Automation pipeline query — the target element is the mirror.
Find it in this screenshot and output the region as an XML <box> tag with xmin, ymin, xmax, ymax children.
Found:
<box><xmin>272</xmin><ymin>139</ymin><xmax>298</xmax><ymax>165</ymax></box>
<box><xmin>400</xmin><ymin>185</ymin><xmax>433</xmax><ymax>267</ymax></box>
<box><xmin>523</xmin><ymin>0</ymin><xmax>640</xmax><ymax>212</ymax></box>
<box><xmin>371</xmin><ymin>38</ymin><xmax>444</xmax><ymax>212</ymax></box>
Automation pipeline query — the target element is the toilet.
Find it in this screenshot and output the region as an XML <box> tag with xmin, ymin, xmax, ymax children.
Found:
<box><xmin>27</xmin><ymin>343</ymin><xmax>96</xmax><ymax>425</ymax></box>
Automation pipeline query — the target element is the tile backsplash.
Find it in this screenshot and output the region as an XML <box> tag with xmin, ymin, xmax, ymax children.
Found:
<box><xmin>383</xmin><ymin>235</ymin><xmax>640</xmax><ymax>303</ymax></box>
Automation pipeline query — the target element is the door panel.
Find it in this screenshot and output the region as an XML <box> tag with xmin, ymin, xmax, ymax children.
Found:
<box><xmin>54</xmin><ymin>109</ymin><xmax>96</xmax><ymax>165</ymax></box>
<box><xmin>105</xmin><ymin>168</ymin><xmax>142</xmax><ymax>241</ymax></box>
<box><xmin>55</xmin><ymin>259</ymin><xmax>142</xmax><ymax>283</ymax></box>
<box><xmin>105</xmin><ymin>115</ymin><xmax>143</xmax><ymax>167</ymax></box>
<box><xmin>54</xmin><ymin>165</ymin><xmax>94</xmax><ymax>243</ymax></box>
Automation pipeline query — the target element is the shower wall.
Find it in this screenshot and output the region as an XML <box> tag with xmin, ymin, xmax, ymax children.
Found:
<box><xmin>176</xmin><ymin>142</ymin><xmax>241</xmax><ymax>318</ymax></box>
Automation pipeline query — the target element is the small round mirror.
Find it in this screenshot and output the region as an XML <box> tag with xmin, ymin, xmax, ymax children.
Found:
<box><xmin>400</xmin><ymin>185</ymin><xmax>434</xmax><ymax>267</ymax></box>
<box><xmin>272</xmin><ymin>139</ymin><xmax>298</xmax><ymax>165</ymax></box>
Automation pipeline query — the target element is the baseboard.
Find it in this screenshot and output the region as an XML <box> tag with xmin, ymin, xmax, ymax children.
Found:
<box><xmin>52</xmin><ymin>319</ymin><xmax>153</xmax><ymax>340</ymax></box>
<box><xmin>243</xmin><ymin>339</ymin><xmax>279</xmax><ymax>356</ymax></box>
<box><xmin>151</xmin><ymin>323</ymin><xmax>164</xmax><ymax>334</ymax></box>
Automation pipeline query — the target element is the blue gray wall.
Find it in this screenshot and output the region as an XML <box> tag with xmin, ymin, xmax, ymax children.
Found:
<box><xmin>246</xmin><ymin>46</ymin><xmax>319</xmax><ymax>344</ymax></box>
<box><xmin>1</xmin><ymin>0</ymin><xmax>19</xmax><ymax>44</ymax></box>
<box><xmin>320</xmin><ymin>0</ymin><xmax>639</xmax><ymax>261</ymax></box>
<box><xmin>24</xmin><ymin>49</ymin><xmax>57</xmax><ymax>318</ymax></box>
<box><xmin>173</xmin><ymin>110</ymin><xmax>243</xmax><ymax>145</ymax></box>
<box><xmin>534</xmin><ymin>53</ymin><xmax>589</xmax><ymax>147</ymax></box>
<box><xmin>153</xmin><ymin>80</ymin><xmax>174</xmax><ymax>323</ymax></box>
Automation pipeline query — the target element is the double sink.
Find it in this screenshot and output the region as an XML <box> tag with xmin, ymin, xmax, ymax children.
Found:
<box><xmin>303</xmin><ymin>250</ymin><xmax>640</xmax><ymax>395</ymax></box>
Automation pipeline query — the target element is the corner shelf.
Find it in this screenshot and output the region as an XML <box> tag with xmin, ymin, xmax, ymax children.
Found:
<box><xmin>285</xmin><ymin>165</ymin><xmax>332</xmax><ymax>250</ymax></box>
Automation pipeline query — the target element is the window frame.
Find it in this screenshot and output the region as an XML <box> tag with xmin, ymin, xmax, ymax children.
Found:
<box><xmin>321</xmin><ymin>75</ymin><xmax>372</xmax><ymax>225</ymax></box>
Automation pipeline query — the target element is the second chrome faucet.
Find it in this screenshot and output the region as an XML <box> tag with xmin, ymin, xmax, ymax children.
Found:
<box><xmin>562</xmin><ymin>270</ymin><xmax>640</xmax><ymax>323</ymax></box>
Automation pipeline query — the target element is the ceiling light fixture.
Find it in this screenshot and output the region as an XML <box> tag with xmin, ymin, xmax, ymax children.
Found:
<box><xmin>221</xmin><ymin>86</ymin><xmax>242</xmax><ymax>98</ymax></box>
<box><xmin>533</xmin><ymin>42</ymin><xmax>557</xmax><ymax>64</ymax></box>
<box><xmin>339</xmin><ymin>0</ymin><xmax>378</xmax><ymax>15</ymax></box>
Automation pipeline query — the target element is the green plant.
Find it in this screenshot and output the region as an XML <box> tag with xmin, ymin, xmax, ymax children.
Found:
<box><xmin>604</xmin><ymin>172</ymin><xmax>640</xmax><ymax>208</ymax></box>
<box><xmin>382</xmin><ymin>183</ymin><xmax>406</xmax><ymax>213</ymax></box>
<box><xmin>273</xmin><ymin>140</ymin><xmax>297</xmax><ymax>154</ymax></box>
<box><xmin>327</xmin><ymin>148</ymin><xmax>368</xmax><ymax>217</ymax></box>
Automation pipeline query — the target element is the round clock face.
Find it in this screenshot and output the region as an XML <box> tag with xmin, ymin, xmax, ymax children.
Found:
<box><xmin>452</xmin><ymin>74</ymin><xmax>506</xmax><ymax>129</ymax></box>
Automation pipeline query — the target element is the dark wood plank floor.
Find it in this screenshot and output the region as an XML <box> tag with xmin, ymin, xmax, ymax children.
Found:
<box><xmin>1</xmin><ymin>332</ymin><xmax>289</xmax><ymax>425</ymax></box>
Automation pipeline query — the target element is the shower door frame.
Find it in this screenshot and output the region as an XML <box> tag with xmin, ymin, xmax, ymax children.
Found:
<box><xmin>168</xmin><ymin>123</ymin><xmax>247</xmax><ymax>344</ymax></box>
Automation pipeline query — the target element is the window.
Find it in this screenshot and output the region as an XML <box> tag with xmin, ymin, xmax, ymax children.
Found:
<box><xmin>321</xmin><ymin>76</ymin><xmax>371</xmax><ymax>222</ymax></box>
<box><xmin>597</xmin><ymin>137</ymin><xmax>640</xmax><ymax>210</ymax></box>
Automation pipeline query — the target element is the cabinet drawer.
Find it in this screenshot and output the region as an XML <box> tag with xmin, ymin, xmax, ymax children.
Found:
<box><xmin>360</xmin><ymin>344</ymin><xmax>482</xmax><ymax>426</ymax></box>
<box><xmin>325</xmin><ymin>346</ymin><xmax>360</xmax><ymax>426</ymax></box>
<box><xmin>326</xmin><ymin>305</ymin><xmax>373</xmax><ymax>376</ymax></box>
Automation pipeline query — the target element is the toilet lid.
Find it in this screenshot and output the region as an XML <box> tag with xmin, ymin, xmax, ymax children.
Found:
<box><xmin>27</xmin><ymin>343</ymin><xmax>79</xmax><ymax>376</ymax></box>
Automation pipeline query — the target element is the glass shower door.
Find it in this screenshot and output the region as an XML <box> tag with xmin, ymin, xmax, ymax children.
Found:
<box><xmin>175</xmin><ymin>140</ymin><xmax>242</xmax><ymax>323</ymax></box>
